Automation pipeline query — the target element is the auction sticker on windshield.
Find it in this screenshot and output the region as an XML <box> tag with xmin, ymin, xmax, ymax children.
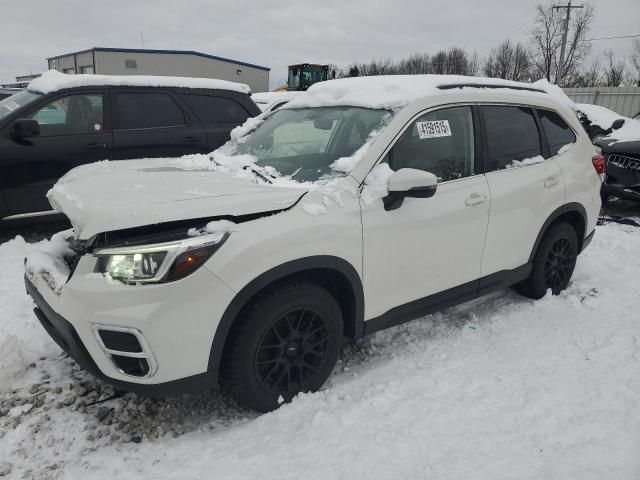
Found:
<box><xmin>417</xmin><ymin>120</ymin><xmax>451</xmax><ymax>139</ymax></box>
<box><xmin>4</xmin><ymin>101</ymin><xmax>20</xmax><ymax>112</ymax></box>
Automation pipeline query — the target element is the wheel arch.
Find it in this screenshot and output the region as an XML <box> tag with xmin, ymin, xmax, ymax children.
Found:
<box><xmin>529</xmin><ymin>203</ymin><xmax>587</xmax><ymax>263</ymax></box>
<box><xmin>207</xmin><ymin>255</ymin><xmax>365</xmax><ymax>384</ymax></box>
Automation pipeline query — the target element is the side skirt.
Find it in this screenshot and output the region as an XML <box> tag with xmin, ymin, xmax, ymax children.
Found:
<box><xmin>363</xmin><ymin>264</ymin><xmax>532</xmax><ymax>336</ymax></box>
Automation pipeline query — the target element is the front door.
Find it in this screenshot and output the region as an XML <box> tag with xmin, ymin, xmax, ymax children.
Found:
<box><xmin>361</xmin><ymin>105</ymin><xmax>490</xmax><ymax>320</ymax></box>
<box><xmin>0</xmin><ymin>91</ymin><xmax>111</xmax><ymax>216</ymax></box>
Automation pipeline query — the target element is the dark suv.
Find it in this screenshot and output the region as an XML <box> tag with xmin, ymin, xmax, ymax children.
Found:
<box><xmin>0</xmin><ymin>77</ymin><xmax>260</xmax><ymax>222</ymax></box>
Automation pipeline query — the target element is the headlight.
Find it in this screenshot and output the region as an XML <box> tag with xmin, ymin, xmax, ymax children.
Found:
<box><xmin>94</xmin><ymin>232</ymin><xmax>228</xmax><ymax>284</ymax></box>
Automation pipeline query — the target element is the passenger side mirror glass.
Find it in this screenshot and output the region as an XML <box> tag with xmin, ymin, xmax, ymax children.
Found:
<box><xmin>11</xmin><ymin>118</ymin><xmax>40</xmax><ymax>139</ymax></box>
<box><xmin>611</xmin><ymin>118</ymin><xmax>625</xmax><ymax>130</ymax></box>
<box><xmin>384</xmin><ymin>168</ymin><xmax>438</xmax><ymax>211</ymax></box>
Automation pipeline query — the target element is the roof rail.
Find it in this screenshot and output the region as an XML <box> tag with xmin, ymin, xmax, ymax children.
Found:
<box><xmin>437</xmin><ymin>83</ymin><xmax>547</xmax><ymax>94</ymax></box>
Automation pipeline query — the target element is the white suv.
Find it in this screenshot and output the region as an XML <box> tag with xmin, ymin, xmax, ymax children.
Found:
<box><xmin>25</xmin><ymin>75</ymin><xmax>602</xmax><ymax>411</ymax></box>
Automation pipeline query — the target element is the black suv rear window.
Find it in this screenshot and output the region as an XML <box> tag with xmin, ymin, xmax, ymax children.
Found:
<box><xmin>481</xmin><ymin>105</ymin><xmax>542</xmax><ymax>171</ymax></box>
<box><xmin>116</xmin><ymin>92</ymin><xmax>185</xmax><ymax>130</ymax></box>
<box><xmin>183</xmin><ymin>95</ymin><xmax>249</xmax><ymax>124</ymax></box>
<box><xmin>538</xmin><ymin>109</ymin><xmax>576</xmax><ymax>157</ymax></box>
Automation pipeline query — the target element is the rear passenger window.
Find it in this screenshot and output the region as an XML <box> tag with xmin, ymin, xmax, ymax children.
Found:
<box><xmin>388</xmin><ymin>106</ymin><xmax>475</xmax><ymax>182</ymax></box>
<box><xmin>183</xmin><ymin>95</ymin><xmax>249</xmax><ymax>123</ymax></box>
<box><xmin>538</xmin><ymin>109</ymin><xmax>576</xmax><ymax>157</ymax></box>
<box><xmin>116</xmin><ymin>93</ymin><xmax>185</xmax><ymax>130</ymax></box>
<box><xmin>481</xmin><ymin>105</ymin><xmax>542</xmax><ymax>171</ymax></box>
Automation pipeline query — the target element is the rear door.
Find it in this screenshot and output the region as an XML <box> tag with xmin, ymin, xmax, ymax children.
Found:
<box><xmin>111</xmin><ymin>89</ymin><xmax>209</xmax><ymax>160</ymax></box>
<box><xmin>0</xmin><ymin>90</ymin><xmax>111</xmax><ymax>216</ymax></box>
<box><xmin>479</xmin><ymin>104</ymin><xmax>565</xmax><ymax>277</ymax></box>
<box><xmin>181</xmin><ymin>93</ymin><xmax>252</xmax><ymax>150</ymax></box>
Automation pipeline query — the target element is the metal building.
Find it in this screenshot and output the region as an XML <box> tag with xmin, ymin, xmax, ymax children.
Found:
<box><xmin>563</xmin><ymin>86</ymin><xmax>640</xmax><ymax>117</ymax></box>
<box><xmin>47</xmin><ymin>47</ymin><xmax>270</xmax><ymax>92</ymax></box>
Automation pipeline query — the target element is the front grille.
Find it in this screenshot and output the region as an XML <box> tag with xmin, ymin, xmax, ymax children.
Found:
<box><xmin>607</xmin><ymin>153</ymin><xmax>640</xmax><ymax>172</ymax></box>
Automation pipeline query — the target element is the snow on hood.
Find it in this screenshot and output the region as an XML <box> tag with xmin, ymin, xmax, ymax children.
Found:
<box><xmin>283</xmin><ymin>75</ymin><xmax>570</xmax><ymax>110</ymax></box>
<box><xmin>576</xmin><ymin>103</ymin><xmax>626</xmax><ymax>130</ymax></box>
<box><xmin>605</xmin><ymin>118</ymin><xmax>640</xmax><ymax>144</ymax></box>
<box><xmin>28</xmin><ymin>70</ymin><xmax>251</xmax><ymax>95</ymax></box>
<box><xmin>48</xmin><ymin>157</ymin><xmax>307</xmax><ymax>240</ymax></box>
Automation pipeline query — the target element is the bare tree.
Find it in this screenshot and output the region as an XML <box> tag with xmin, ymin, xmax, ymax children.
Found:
<box><xmin>603</xmin><ymin>49</ymin><xmax>626</xmax><ymax>87</ymax></box>
<box><xmin>396</xmin><ymin>53</ymin><xmax>432</xmax><ymax>74</ymax></box>
<box><xmin>529</xmin><ymin>3</ymin><xmax>593</xmax><ymax>84</ymax></box>
<box><xmin>631</xmin><ymin>38</ymin><xmax>640</xmax><ymax>86</ymax></box>
<box><xmin>446</xmin><ymin>47</ymin><xmax>470</xmax><ymax>75</ymax></box>
<box><xmin>484</xmin><ymin>40</ymin><xmax>532</xmax><ymax>81</ymax></box>
<box><xmin>431</xmin><ymin>50</ymin><xmax>448</xmax><ymax>74</ymax></box>
<box><xmin>568</xmin><ymin>58</ymin><xmax>603</xmax><ymax>87</ymax></box>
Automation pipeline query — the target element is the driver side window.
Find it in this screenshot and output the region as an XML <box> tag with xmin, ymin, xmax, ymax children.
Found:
<box><xmin>29</xmin><ymin>94</ymin><xmax>104</xmax><ymax>137</ymax></box>
<box><xmin>388</xmin><ymin>106</ymin><xmax>475</xmax><ymax>182</ymax></box>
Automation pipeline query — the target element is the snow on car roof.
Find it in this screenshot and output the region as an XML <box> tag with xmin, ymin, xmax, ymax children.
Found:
<box><xmin>27</xmin><ymin>70</ymin><xmax>251</xmax><ymax>95</ymax></box>
<box><xmin>283</xmin><ymin>74</ymin><xmax>573</xmax><ymax>110</ymax></box>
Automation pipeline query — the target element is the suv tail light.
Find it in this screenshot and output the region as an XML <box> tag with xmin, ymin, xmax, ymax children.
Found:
<box><xmin>592</xmin><ymin>154</ymin><xmax>606</xmax><ymax>175</ymax></box>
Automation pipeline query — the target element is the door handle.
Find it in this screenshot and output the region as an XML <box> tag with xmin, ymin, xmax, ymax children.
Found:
<box><xmin>183</xmin><ymin>136</ymin><xmax>201</xmax><ymax>143</ymax></box>
<box><xmin>85</xmin><ymin>142</ymin><xmax>107</xmax><ymax>149</ymax></box>
<box><xmin>465</xmin><ymin>192</ymin><xmax>487</xmax><ymax>206</ymax></box>
<box><xmin>544</xmin><ymin>176</ymin><xmax>560</xmax><ymax>188</ymax></box>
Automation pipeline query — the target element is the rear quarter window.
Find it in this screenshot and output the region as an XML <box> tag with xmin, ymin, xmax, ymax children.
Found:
<box><xmin>183</xmin><ymin>95</ymin><xmax>250</xmax><ymax>124</ymax></box>
<box><xmin>537</xmin><ymin>109</ymin><xmax>576</xmax><ymax>157</ymax></box>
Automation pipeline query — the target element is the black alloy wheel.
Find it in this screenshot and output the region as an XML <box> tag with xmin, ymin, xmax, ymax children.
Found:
<box><xmin>516</xmin><ymin>222</ymin><xmax>578</xmax><ymax>300</ymax></box>
<box><xmin>255</xmin><ymin>307</ymin><xmax>330</xmax><ymax>395</ymax></box>
<box><xmin>223</xmin><ymin>281</ymin><xmax>343</xmax><ymax>412</ymax></box>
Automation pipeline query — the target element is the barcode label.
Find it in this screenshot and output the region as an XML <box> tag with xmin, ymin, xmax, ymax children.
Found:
<box><xmin>416</xmin><ymin>120</ymin><xmax>451</xmax><ymax>139</ymax></box>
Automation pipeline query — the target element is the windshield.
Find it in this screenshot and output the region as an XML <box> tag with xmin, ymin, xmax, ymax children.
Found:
<box><xmin>0</xmin><ymin>90</ymin><xmax>41</xmax><ymax>122</ymax></box>
<box><xmin>234</xmin><ymin>107</ymin><xmax>392</xmax><ymax>182</ymax></box>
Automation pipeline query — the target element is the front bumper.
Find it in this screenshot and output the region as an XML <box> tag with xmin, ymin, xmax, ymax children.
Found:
<box><xmin>25</xmin><ymin>253</ymin><xmax>237</xmax><ymax>395</ymax></box>
<box><xmin>604</xmin><ymin>154</ymin><xmax>640</xmax><ymax>201</ymax></box>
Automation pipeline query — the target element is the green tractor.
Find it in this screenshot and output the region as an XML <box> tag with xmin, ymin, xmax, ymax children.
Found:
<box><xmin>286</xmin><ymin>64</ymin><xmax>330</xmax><ymax>91</ymax></box>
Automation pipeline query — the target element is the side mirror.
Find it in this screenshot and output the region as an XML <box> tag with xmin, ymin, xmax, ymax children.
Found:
<box><xmin>12</xmin><ymin>119</ymin><xmax>40</xmax><ymax>139</ymax></box>
<box><xmin>384</xmin><ymin>168</ymin><xmax>438</xmax><ymax>211</ymax></box>
<box><xmin>611</xmin><ymin>118</ymin><xmax>625</xmax><ymax>130</ymax></box>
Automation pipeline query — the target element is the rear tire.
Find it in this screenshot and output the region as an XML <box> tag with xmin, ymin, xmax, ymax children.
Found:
<box><xmin>223</xmin><ymin>281</ymin><xmax>343</xmax><ymax>412</ymax></box>
<box><xmin>516</xmin><ymin>222</ymin><xmax>578</xmax><ymax>300</ymax></box>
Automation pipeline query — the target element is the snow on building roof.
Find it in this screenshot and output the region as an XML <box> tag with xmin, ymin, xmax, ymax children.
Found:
<box><xmin>27</xmin><ymin>70</ymin><xmax>251</xmax><ymax>95</ymax></box>
<box><xmin>283</xmin><ymin>74</ymin><xmax>574</xmax><ymax>111</ymax></box>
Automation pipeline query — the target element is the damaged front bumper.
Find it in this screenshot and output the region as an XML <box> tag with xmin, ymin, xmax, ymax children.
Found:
<box><xmin>24</xmin><ymin>234</ymin><xmax>237</xmax><ymax>396</ymax></box>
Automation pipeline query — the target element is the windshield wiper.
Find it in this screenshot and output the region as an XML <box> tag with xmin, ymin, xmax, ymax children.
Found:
<box><xmin>243</xmin><ymin>165</ymin><xmax>273</xmax><ymax>184</ymax></box>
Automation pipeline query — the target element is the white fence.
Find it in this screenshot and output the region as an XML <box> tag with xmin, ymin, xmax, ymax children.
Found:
<box><xmin>563</xmin><ymin>87</ymin><xmax>640</xmax><ymax>117</ymax></box>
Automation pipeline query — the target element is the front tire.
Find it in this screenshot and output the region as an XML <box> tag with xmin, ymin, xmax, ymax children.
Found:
<box><xmin>517</xmin><ymin>222</ymin><xmax>578</xmax><ymax>300</ymax></box>
<box><xmin>223</xmin><ymin>281</ymin><xmax>343</xmax><ymax>412</ymax></box>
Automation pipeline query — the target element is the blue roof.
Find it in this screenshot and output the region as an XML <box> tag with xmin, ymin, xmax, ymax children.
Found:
<box><xmin>47</xmin><ymin>47</ymin><xmax>270</xmax><ymax>72</ymax></box>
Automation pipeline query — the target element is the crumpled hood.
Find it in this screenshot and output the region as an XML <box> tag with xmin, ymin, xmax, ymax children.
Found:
<box><xmin>48</xmin><ymin>159</ymin><xmax>307</xmax><ymax>240</ymax></box>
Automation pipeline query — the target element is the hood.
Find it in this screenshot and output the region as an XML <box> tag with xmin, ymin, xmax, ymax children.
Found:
<box><xmin>48</xmin><ymin>159</ymin><xmax>307</xmax><ymax>240</ymax></box>
<box><xmin>601</xmin><ymin>140</ymin><xmax>640</xmax><ymax>155</ymax></box>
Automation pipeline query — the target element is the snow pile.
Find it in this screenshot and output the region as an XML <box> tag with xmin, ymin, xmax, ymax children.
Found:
<box><xmin>2</xmin><ymin>222</ymin><xmax>640</xmax><ymax>478</ymax></box>
<box><xmin>28</xmin><ymin>70</ymin><xmax>251</xmax><ymax>95</ymax></box>
<box><xmin>506</xmin><ymin>154</ymin><xmax>545</xmax><ymax>168</ymax></box>
<box><xmin>24</xmin><ymin>230</ymin><xmax>74</xmax><ymax>293</ymax></box>
<box><xmin>576</xmin><ymin>103</ymin><xmax>625</xmax><ymax>130</ymax></box>
<box><xmin>606</xmin><ymin>118</ymin><xmax>640</xmax><ymax>143</ymax></box>
<box><xmin>187</xmin><ymin>220</ymin><xmax>238</xmax><ymax>237</ymax></box>
<box><xmin>284</xmin><ymin>75</ymin><xmax>569</xmax><ymax>110</ymax></box>
<box><xmin>360</xmin><ymin>163</ymin><xmax>395</xmax><ymax>205</ymax></box>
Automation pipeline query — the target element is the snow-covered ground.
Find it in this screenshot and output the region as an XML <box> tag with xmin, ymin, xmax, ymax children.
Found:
<box><xmin>1</xmin><ymin>219</ymin><xmax>640</xmax><ymax>479</ymax></box>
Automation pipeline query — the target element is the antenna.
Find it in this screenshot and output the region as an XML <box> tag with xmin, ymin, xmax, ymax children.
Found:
<box><xmin>140</xmin><ymin>30</ymin><xmax>144</xmax><ymax>49</ymax></box>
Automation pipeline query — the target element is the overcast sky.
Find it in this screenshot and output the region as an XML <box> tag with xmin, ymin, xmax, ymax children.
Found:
<box><xmin>1</xmin><ymin>0</ymin><xmax>638</xmax><ymax>87</ymax></box>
